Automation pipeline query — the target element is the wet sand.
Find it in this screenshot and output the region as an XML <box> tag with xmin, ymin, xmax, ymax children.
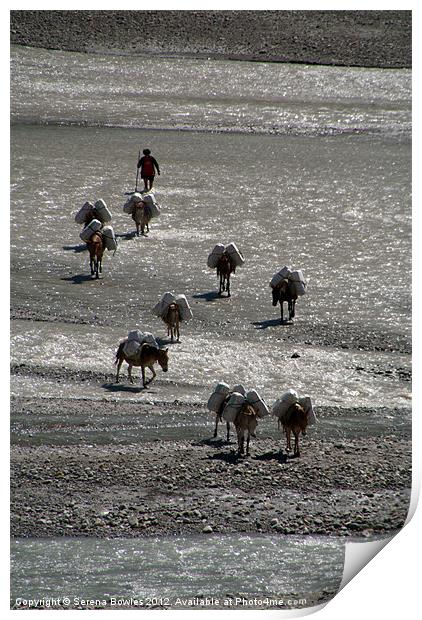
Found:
<box><xmin>10</xmin><ymin>10</ymin><xmax>411</xmax><ymax>68</ymax></box>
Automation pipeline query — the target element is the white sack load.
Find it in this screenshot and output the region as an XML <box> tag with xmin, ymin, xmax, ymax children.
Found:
<box><xmin>101</xmin><ymin>225</ymin><xmax>117</xmax><ymax>251</ymax></box>
<box><xmin>246</xmin><ymin>389</ymin><xmax>270</xmax><ymax>418</ymax></box>
<box><xmin>298</xmin><ymin>396</ymin><xmax>317</xmax><ymax>425</ymax></box>
<box><xmin>222</xmin><ymin>392</ymin><xmax>247</xmax><ymax>423</ymax></box>
<box><xmin>75</xmin><ymin>201</ymin><xmax>95</xmax><ymax>224</ymax></box>
<box><xmin>152</xmin><ymin>291</ymin><xmax>176</xmax><ymax>318</ymax></box>
<box><xmin>142</xmin><ymin>193</ymin><xmax>161</xmax><ymax>218</ymax></box>
<box><xmin>141</xmin><ymin>332</ymin><xmax>159</xmax><ymax>348</ymax></box>
<box><xmin>207</xmin><ymin>243</ymin><xmax>226</xmax><ymax>268</ymax></box>
<box><xmin>289</xmin><ymin>270</ymin><xmax>307</xmax><ymax>296</ymax></box>
<box><xmin>272</xmin><ymin>389</ymin><xmax>299</xmax><ymax>420</ymax></box>
<box><xmin>127</xmin><ymin>330</ymin><xmax>158</xmax><ymax>348</ymax></box>
<box><xmin>142</xmin><ymin>191</ymin><xmax>156</xmax><ymax>202</ymax></box>
<box><xmin>174</xmin><ymin>294</ymin><xmax>193</xmax><ymax>321</ymax></box>
<box><xmin>225</xmin><ymin>242</ymin><xmax>245</xmax><ymax>267</ymax></box>
<box><xmin>123</xmin><ymin>339</ymin><xmax>141</xmax><ymax>359</ymax></box>
<box><xmin>127</xmin><ymin>329</ymin><xmax>144</xmax><ymax>342</ymax></box>
<box><xmin>79</xmin><ymin>219</ymin><xmax>102</xmax><ymax>242</ymax></box>
<box><xmin>232</xmin><ymin>384</ymin><xmax>246</xmax><ymax>396</ymax></box>
<box><xmin>270</xmin><ymin>266</ymin><xmax>291</xmax><ymax>289</ymax></box>
<box><xmin>94</xmin><ymin>199</ymin><xmax>112</xmax><ymax>223</ymax></box>
<box><xmin>123</xmin><ymin>192</ymin><xmax>143</xmax><ymax>214</ymax></box>
<box><xmin>146</xmin><ymin>201</ymin><xmax>161</xmax><ymax>218</ymax></box>
<box><xmin>123</xmin><ymin>198</ymin><xmax>135</xmax><ymax>214</ymax></box>
<box><xmin>207</xmin><ymin>382</ymin><xmax>231</xmax><ymax>413</ymax></box>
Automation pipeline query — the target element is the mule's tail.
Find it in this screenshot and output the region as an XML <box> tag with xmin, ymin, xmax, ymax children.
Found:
<box><xmin>114</xmin><ymin>341</ymin><xmax>125</xmax><ymax>365</ymax></box>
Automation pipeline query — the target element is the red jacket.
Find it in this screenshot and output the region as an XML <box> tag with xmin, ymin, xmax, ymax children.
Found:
<box><xmin>137</xmin><ymin>155</ymin><xmax>160</xmax><ymax>177</ymax></box>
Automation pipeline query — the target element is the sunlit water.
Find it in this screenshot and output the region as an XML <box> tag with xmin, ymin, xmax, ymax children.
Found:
<box><xmin>11</xmin><ymin>535</ymin><xmax>344</xmax><ymax>609</ymax></box>
<box><xmin>10</xmin><ymin>45</ymin><xmax>411</xmax><ymax>607</ymax></box>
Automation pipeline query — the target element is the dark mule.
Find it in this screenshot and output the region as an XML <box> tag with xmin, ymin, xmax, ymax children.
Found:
<box><xmin>271</xmin><ymin>279</ymin><xmax>298</xmax><ymax>323</ymax></box>
<box><xmin>115</xmin><ymin>341</ymin><xmax>169</xmax><ymax>388</ymax></box>
<box><xmin>86</xmin><ymin>232</ymin><xmax>104</xmax><ymax>279</ymax></box>
<box><xmin>280</xmin><ymin>402</ymin><xmax>308</xmax><ymax>457</ymax></box>
<box><xmin>216</xmin><ymin>252</ymin><xmax>235</xmax><ymax>297</ymax></box>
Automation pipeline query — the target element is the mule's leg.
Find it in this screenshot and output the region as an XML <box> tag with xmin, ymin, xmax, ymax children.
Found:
<box><xmin>213</xmin><ymin>414</ymin><xmax>219</xmax><ymax>438</ymax></box>
<box><xmin>285</xmin><ymin>428</ymin><xmax>291</xmax><ymax>452</ymax></box>
<box><xmin>226</xmin><ymin>421</ymin><xmax>230</xmax><ymax>442</ymax></box>
<box><xmin>128</xmin><ymin>364</ymin><xmax>134</xmax><ymax>384</ymax></box>
<box><xmin>90</xmin><ymin>255</ymin><xmax>95</xmax><ymax>276</ymax></box>
<box><xmin>294</xmin><ymin>431</ymin><xmax>300</xmax><ymax>457</ymax></box>
<box><xmin>280</xmin><ymin>301</ymin><xmax>284</xmax><ymax>324</ymax></box>
<box><xmin>246</xmin><ymin>431</ymin><xmax>251</xmax><ymax>456</ymax></box>
<box><xmin>227</xmin><ymin>274</ymin><xmax>231</xmax><ymax>297</ymax></box>
<box><xmin>95</xmin><ymin>257</ymin><xmax>99</xmax><ymax>279</ymax></box>
<box><xmin>290</xmin><ymin>300</ymin><xmax>296</xmax><ymax>319</ymax></box>
<box><xmin>176</xmin><ymin>323</ymin><xmax>180</xmax><ymax>342</ymax></box>
<box><xmin>136</xmin><ymin>222</ymin><xmax>140</xmax><ymax>237</ymax></box>
<box><xmin>146</xmin><ymin>364</ymin><xmax>157</xmax><ymax>384</ymax></box>
<box><xmin>115</xmin><ymin>357</ymin><xmax>124</xmax><ymax>383</ymax></box>
<box><xmin>141</xmin><ymin>365</ymin><xmax>147</xmax><ymax>388</ymax></box>
<box><xmin>237</xmin><ymin>428</ymin><xmax>244</xmax><ymax>455</ymax></box>
<box><xmin>219</xmin><ymin>273</ymin><xmax>223</xmax><ymax>296</ymax></box>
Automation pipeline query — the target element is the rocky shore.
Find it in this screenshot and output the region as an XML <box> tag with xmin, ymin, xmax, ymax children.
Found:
<box><xmin>11</xmin><ymin>396</ymin><xmax>411</xmax><ymax>540</ymax></box>
<box><xmin>10</xmin><ymin>10</ymin><xmax>411</xmax><ymax>68</ymax></box>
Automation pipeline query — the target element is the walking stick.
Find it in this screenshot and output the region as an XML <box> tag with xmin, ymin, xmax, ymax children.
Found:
<box><xmin>135</xmin><ymin>148</ymin><xmax>141</xmax><ymax>192</ymax></box>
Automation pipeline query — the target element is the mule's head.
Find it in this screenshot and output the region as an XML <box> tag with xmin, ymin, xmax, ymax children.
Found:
<box><xmin>158</xmin><ymin>347</ymin><xmax>169</xmax><ymax>372</ymax></box>
<box><xmin>271</xmin><ymin>286</ymin><xmax>280</xmax><ymax>306</ymax></box>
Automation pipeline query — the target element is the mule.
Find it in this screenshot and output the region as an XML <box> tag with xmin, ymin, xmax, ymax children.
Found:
<box><xmin>86</xmin><ymin>232</ymin><xmax>104</xmax><ymax>279</ymax></box>
<box><xmin>234</xmin><ymin>403</ymin><xmax>258</xmax><ymax>456</ymax></box>
<box><xmin>280</xmin><ymin>402</ymin><xmax>308</xmax><ymax>457</ymax></box>
<box><xmin>163</xmin><ymin>303</ymin><xmax>180</xmax><ymax>343</ymax></box>
<box><xmin>115</xmin><ymin>341</ymin><xmax>169</xmax><ymax>388</ymax></box>
<box><xmin>216</xmin><ymin>252</ymin><xmax>235</xmax><ymax>297</ymax></box>
<box><xmin>132</xmin><ymin>202</ymin><xmax>151</xmax><ymax>237</ymax></box>
<box><xmin>271</xmin><ymin>279</ymin><xmax>298</xmax><ymax>323</ymax></box>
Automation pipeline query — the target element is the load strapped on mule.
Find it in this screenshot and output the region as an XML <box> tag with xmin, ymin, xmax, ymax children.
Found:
<box><xmin>75</xmin><ymin>199</ymin><xmax>117</xmax><ymax>252</ymax></box>
<box><xmin>272</xmin><ymin>389</ymin><xmax>317</xmax><ymax>457</ymax></box>
<box><xmin>152</xmin><ymin>291</ymin><xmax>193</xmax><ymax>342</ymax></box>
<box><xmin>122</xmin><ymin>329</ymin><xmax>159</xmax><ymax>359</ymax></box>
<box><xmin>123</xmin><ymin>191</ymin><xmax>161</xmax><ymax>236</ymax></box>
<box><xmin>269</xmin><ymin>265</ymin><xmax>307</xmax><ymax>323</ymax></box>
<box><xmin>207</xmin><ymin>381</ymin><xmax>270</xmax><ymax>455</ymax></box>
<box><xmin>207</xmin><ymin>242</ymin><xmax>245</xmax><ymax>297</ymax></box>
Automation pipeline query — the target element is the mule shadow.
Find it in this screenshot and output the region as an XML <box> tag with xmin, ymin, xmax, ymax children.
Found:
<box><xmin>116</xmin><ymin>231</ymin><xmax>137</xmax><ymax>241</ymax></box>
<box><xmin>61</xmin><ymin>274</ymin><xmax>96</xmax><ymax>284</ymax></box>
<box><xmin>62</xmin><ymin>244</ymin><xmax>87</xmax><ymax>254</ymax></box>
<box><xmin>208</xmin><ymin>450</ymin><xmax>244</xmax><ymax>464</ymax></box>
<box><xmin>254</xmin><ymin>450</ymin><xmax>288</xmax><ymax>463</ymax></box>
<box><xmin>252</xmin><ymin>318</ymin><xmax>293</xmax><ymax>330</ymax></box>
<box><xmin>192</xmin><ymin>291</ymin><xmax>220</xmax><ymax>302</ymax></box>
<box><xmin>196</xmin><ymin>437</ymin><xmax>232</xmax><ymax>448</ymax></box>
<box><xmin>102</xmin><ymin>382</ymin><xmax>145</xmax><ymax>394</ymax></box>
